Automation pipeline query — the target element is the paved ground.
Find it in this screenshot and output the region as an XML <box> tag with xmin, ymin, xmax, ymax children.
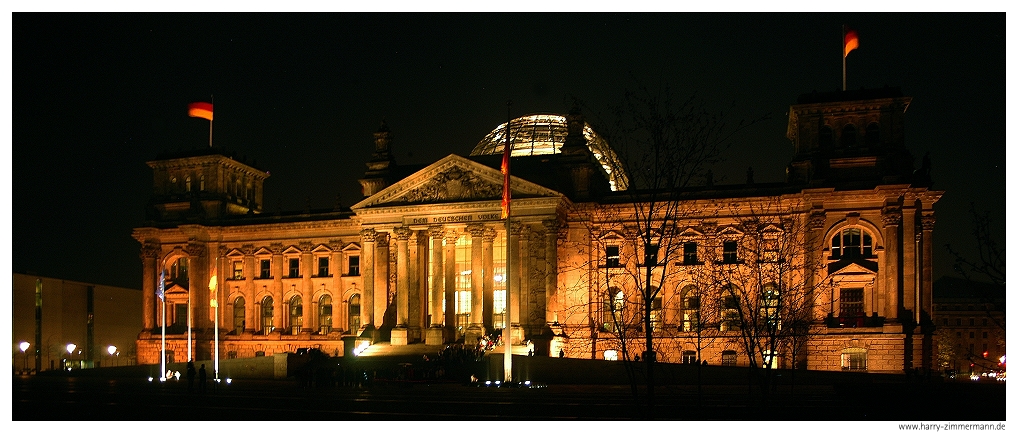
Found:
<box><xmin>9</xmin><ymin>352</ymin><xmax>1009</xmax><ymax>419</ymax></box>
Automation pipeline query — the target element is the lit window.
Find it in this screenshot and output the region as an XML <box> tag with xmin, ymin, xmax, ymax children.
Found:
<box><xmin>233</xmin><ymin>297</ymin><xmax>245</xmax><ymax>334</ymax></box>
<box><xmin>260</xmin><ymin>296</ymin><xmax>273</xmax><ymax>334</ymax></box>
<box><xmin>722</xmin><ymin>350</ymin><xmax>737</xmax><ymax>366</ymax></box>
<box><xmin>721</xmin><ymin>287</ymin><xmax>740</xmax><ymax>331</ymax></box>
<box><xmin>288</xmin><ymin>295</ymin><xmax>303</xmax><ymax>332</ymax></box>
<box><xmin>831</xmin><ymin>228</ymin><xmax>873</xmax><ymax>259</ymax></box>
<box><xmin>232</xmin><ymin>261</ymin><xmax>243</xmax><ymax>280</ymax></box>
<box><xmin>649</xmin><ymin>296</ymin><xmax>662</xmax><ymax>331</ymax></box>
<box><xmin>841</xmin><ymin>347</ymin><xmax>867</xmax><ymax>371</ymax></box>
<box><xmin>318</xmin><ymin>295</ymin><xmax>332</xmax><ymax>334</ymax></box>
<box><xmin>760</xmin><ymin>284</ymin><xmax>781</xmax><ymax>330</ymax></box>
<box><xmin>681</xmin><ymin>286</ymin><xmax>700</xmax><ymax>332</ymax></box>
<box><xmin>682</xmin><ymin>350</ymin><xmax>697</xmax><ymax>364</ymax></box>
<box><xmin>603</xmin><ymin>350</ymin><xmax>619</xmax><ymax>361</ymax></box>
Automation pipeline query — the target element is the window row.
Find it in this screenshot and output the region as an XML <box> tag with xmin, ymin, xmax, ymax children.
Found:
<box><xmin>229</xmin><ymin>293</ymin><xmax>362</xmax><ymax>335</ymax></box>
<box><xmin>228</xmin><ymin>256</ymin><xmax>360</xmax><ymax>280</ymax></box>
<box><xmin>599</xmin><ymin>226</ymin><xmax>876</xmax><ymax>267</ymax></box>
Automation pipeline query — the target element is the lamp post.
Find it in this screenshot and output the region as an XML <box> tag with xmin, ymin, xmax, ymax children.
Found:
<box><xmin>107</xmin><ymin>345</ymin><xmax>117</xmax><ymax>367</ymax></box>
<box><xmin>20</xmin><ymin>342</ymin><xmax>30</xmax><ymax>373</ymax></box>
<box><xmin>65</xmin><ymin>343</ymin><xmax>76</xmax><ymax>370</ymax></box>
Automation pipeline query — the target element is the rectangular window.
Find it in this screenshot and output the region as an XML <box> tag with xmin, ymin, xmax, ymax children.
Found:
<box><xmin>982</xmin><ymin>332</ymin><xmax>988</xmax><ymax>339</ymax></box>
<box><xmin>721</xmin><ymin>351</ymin><xmax>737</xmax><ymax>367</ymax></box>
<box><xmin>683</xmin><ymin>242</ymin><xmax>698</xmax><ymax>265</ymax></box>
<box><xmin>288</xmin><ymin>258</ymin><xmax>300</xmax><ymax>278</ymax></box>
<box><xmin>605</xmin><ymin>245</ymin><xmax>620</xmax><ymax>268</ymax></box>
<box><xmin>232</xmin><ymin>261</ymin><xmax>243</xmax><ymax>280</ymax></box>
<box><xmin>722</xmin><ymin>241</ymin><xmax>738</xmax><ymax>263</ymax></box>
<box><xmin>839</xmin><ymin>288</ymin><xmax>864</xmax><ymax>317</ymax></box>
<box><xmin>318</xmin><ymin>257</ymin><xmax>329</xmax><ymax>277</ymax></box>
<box><xmin>260</xmin><ymin>259</ymin><xmax>270</xmax><ymax>279</ymax></box>
<box><xmin>970</xmin><ymin>332</ymin><xmax>975</xmax><ymax>338</ymax></box>
<box><xmin>348</xmin><ymin>256</ymin><xmax>360</xmax><ymax>276</ymax></box>
<box><xmin>841</xmin><ymin>348</ymin><xmax>867</xmax><ymax>371</ymax></box>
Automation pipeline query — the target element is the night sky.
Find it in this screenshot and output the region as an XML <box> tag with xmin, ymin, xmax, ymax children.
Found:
<box><xmin>11</xmin><ymin>13</ymin><xmax>1006</xmax><ymax>290</ymax></box>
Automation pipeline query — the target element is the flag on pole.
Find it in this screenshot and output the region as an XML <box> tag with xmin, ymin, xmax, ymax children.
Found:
<box><xmin>188</xmin><ymin>102</ymin><xmax>214</xmax><ymax>121</ymax></box>
<box><xmin>157</xmin><ymin>269</ymin><xmax>165</xmax><ymax>301</ymax></box>
<box><xmin>844</xmin><ymin>28</ymin><xmax>859</xmax><ymax>57</ymax></box>
<box><xmin>501</xmin><ymin>128</ymin><xmax>511</xmax><ymax>219</ymax></box>
<box><xmin>208</xmin><ymin>270</ymin><xmax>218</xmax><ymax>308</ymax></box>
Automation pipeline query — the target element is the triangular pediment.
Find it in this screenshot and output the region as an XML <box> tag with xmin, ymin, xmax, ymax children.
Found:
<box><xmin>829</xmin><ymin>260</ymin><xmax>879</xmax><ymax>275</ymax></box>
<box><xmin>352</xmin><ymin>154</ymin><xmax>563</xmax><ymax>210</ymax></box>
<box><xmin>718</xmin><ymin>226</ymin><xmax>744</xmax><ymax>237</ymax></box>
<box><xmin>679</xmin><ymin>227</ymin><xmax>704</xmax><ymax>237</ymax></box>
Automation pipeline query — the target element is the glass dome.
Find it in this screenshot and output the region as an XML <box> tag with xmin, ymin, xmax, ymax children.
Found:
<box><xmin>469</xmin><ymin>114</ymin><xmax>628</xmax><ymax>191</ymax></box>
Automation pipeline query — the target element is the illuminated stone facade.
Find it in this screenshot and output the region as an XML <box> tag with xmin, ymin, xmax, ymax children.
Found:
<box><xmin>134</xmin><ymin>88</ymin><xmax>941</xmax><ymax>374</ymax></box>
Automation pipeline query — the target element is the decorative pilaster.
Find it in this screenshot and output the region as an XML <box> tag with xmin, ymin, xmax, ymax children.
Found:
<box><xmin>482</xmin><ymin>227</ymin><xmax>495</xmax><ymax>331</ymax></box>
<box><xmin>881</xmin><ymin>207</ymin><xmax>902</xmax><ymax>321</ymax></box>
<box><xmin>392</xmin><ymin>226</ymin><xmax>412</xmax><ymax>345</ymax></box>
<box><xmin>141</xmin><ymin>243</ymin><xmax>160</xmax><ymax>330</ymax></box>
<box><xmin>359</xmin><ymin>228</ymin><xmax>376</xmax><ymax>334</ymax></box>
<box><xmin>425</xmin><ymin>226</ymin><xmax>446</xmax><ymax>345</ymax></box>
<box><xmin>373</xmin><ymin>231</ymin><xmax>390</xmax><ymax>330</ymax></box>
<box><xmin>544</xmin><ymin>220</ymin><xmax>561</xmax><ymax>324</ymax></box>
<box><xmin>444</xmin><ymin>230</ymin><xmax>460</xmax><ymax>342</ymax></box>
<box><xmin>466</xmin><ymin>225</ymin><xmax>485</xmax><ymax>342</ymax></box>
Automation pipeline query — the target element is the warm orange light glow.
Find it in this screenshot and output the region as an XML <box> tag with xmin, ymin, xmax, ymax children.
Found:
<box><xmin>188</xmin><ymin>102</ymin><xmax>213</xmax><ymax>121</ymax></box>
<box><xmin>209</xmin><ymin>271</ymin><xmax>218</xmax><ymax>308</ymax></box>
<box><xmin>844</xmin><ymin>29</ymin><xmax>859</xmax><ymax>57</ymax></box>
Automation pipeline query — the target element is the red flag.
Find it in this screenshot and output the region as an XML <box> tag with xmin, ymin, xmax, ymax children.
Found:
<box><xmin>188</xmin><ymin>102</ymin><xmax>213</xmax><ymax>121</ymax></box>
<box><xmin>501</xmin><ymin>138</ymin><xmax>511</xmax><ymax>219</ymax></box>
<box><xmin>844</xmin><ymin>29</ymin><xmax>859</xmax><ymax>57</ymax></box>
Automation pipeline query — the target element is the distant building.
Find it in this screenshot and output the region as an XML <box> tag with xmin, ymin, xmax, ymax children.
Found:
<box><xmin>933</xmin><ymin>276</ymin><xmax>1005</xmax><ymax>375</ymax></box>
<box><xmin>12</xmin><ymin>273</ymin><xmax>142</xmax><ymax>372</ymax></box>
<box><xmin>133</xmin><ymin>88</ymin><xmax>942</xmax><ymax>373</ymax></box>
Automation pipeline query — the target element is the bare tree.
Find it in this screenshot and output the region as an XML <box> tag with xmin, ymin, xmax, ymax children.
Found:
<box><xmin>564</xmin><ymin>84</ymin><xmax>765</xmax><ymax>418</ymax></box>
<box><xmin>945</xmin><ymin>203</ymin><xmax>1005</xmax><ymax>289</ymax></box>
<box><xmin>698</xmin><ymin>198</ymin><xmax>830</xmax><ymax>399</ymax></box>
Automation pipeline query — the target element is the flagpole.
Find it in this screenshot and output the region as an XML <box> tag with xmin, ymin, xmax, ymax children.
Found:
<box><xmin>503</xmin><ymin>100</ymin><xmax>513</xmax><ymax>383</ymax></box>
<box><xmin>842</xmin><ymin>25</ymin><xmax>847</xmax><ymax>91</ymax></box>
<box><xmin>160</xmin><ymin>261</ymin><xmax>166</xmax><ymax>382</ymax></box>
<box><xmin>214</xmin><ymin>257</ymin><xmax>220</xmax><ymax>381</ymax></box>
<box><xmin>188</xmin><ymin>288</ymin><xmax>192</xmax><ymax>362</ymax></box>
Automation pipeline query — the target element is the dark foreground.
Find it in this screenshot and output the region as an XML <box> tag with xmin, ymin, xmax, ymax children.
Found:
<box><xmin>12</xmin><ymin>371</ymin><xmax>1005</xmax><ymax>421</ymax></box>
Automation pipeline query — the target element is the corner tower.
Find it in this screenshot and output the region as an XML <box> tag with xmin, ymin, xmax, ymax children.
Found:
<box><xmin>146</xmin><ymin>148</ymin><xmax>269</xmax><ymax>222</ymax></box>
<box><xmin>786</xmin><ymin>87</ymin><xmax>917</xmax><ymax>186</ymax></box>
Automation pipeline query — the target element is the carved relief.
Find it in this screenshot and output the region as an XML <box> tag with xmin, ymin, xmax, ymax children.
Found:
<box><xmin>298</xmin><ymin>241</ymin><xmax>313</xmax><ymax>253</ymax></box>
<box><xmin>241</xmin><ymin>244</ymin><xmax>255</xmax><ymax>255</ymax></box>
<box><xmin>141</xmin><ymin>243</ymin><xmax>161</xmax><ymax>259</ymax></box>
<box><xmin>393</xmin><ymin>226</ymin><xmax>412</xmax><ymax>241</ymax></box>
<box><xmin>808</xmin><ymin>210</ymin><xmax>827</xmax><ymax>231</ymax></box>
<box><xmin>428</xmin><ymin>226</ymin><xmax>445</xmax><ymax>240</ymax></box>
<box><xmin>881</xmin><ymin>207</ymin><xmax>902</xmax><ymax>227</ymax></box>
<box><xmin>269</xmin><ymin>242</ymin><xmax>284</xmax><ymax>255</ymax></box>
<box><xmin>921</xmin><ymin>213</ymin><xmax>936</xmax><ymax>231</ymax></box>
<box><xmin>186</xmin><ymin>242</ymin><xmax>206</xmax><ymax>258</ymax></box>
<box><xmin>360</xmin><ymin>228</ymin><xmax>376</xmax><ymax>243</ymax></box>
<box><xmin>401</xmin><ymin>166</ymin><xmax>501</xmax><ymax>203</ymax></box>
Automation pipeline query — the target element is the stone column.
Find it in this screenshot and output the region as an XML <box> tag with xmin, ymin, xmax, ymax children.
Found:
<box><xmin>444</xmin><ymin>230</ymin><xmax>459</xmax><ymax>342</ymax></box>
<box><xmin>515</xmin><ymin>222</ymin><xmax>527</xmax><ymax>329</ymax></box>
<box><xmin>902</xmin><ymin>207</ymin><xmax>918</xmax><ymax>323</ymax></box>
<box><xmin>392</xmin><ymin>227</ymin><xmax>411</xmax><ymax>345</ymax></box>
<box><xmin>429</xmin><ymin>227</ymin><xmax>445</xmax><ymax>327</ymax></box>
<box><xmin>806</xmin><ymin>211</ymin><xmax>827</xmax><ymax>321</ymax></box>
<box><xmin>920</xmin><ymin>214</ymin><xmax>936</xmax><ymax>320</ymax></box>
<box><xmin>426</xmin><ymin>226</ymin><xmax>446</xmax><ymax>345</ymax></box>
<box><xmin>409</xmin><ymin>230</ymin><xmax>425</xmax><ymax>341</ymax></box>
<box><xmin>300</xmin><ymin>242</ymin><xmax>313</xmax><ymax>333</ymax></box>
<box><xmin>360</xmin><ymin>228</ymin><xmax>375</xmax><ymax>334</ymax></box>
<box><xmin>544</xmin><ymin>220</ymin><xmax>561</xmax><ymax>324</ymax></box>
<box><xmin>141</xmin><ymin>243</ymin><xmax>159</xmax><ymax>331</ymax></box>
<box><xmin>482</xmin><ymin>227</ymin><xmax>495</xmax><ymax>331</ymax></box>
<box><xmin>466</xmin><ymin>224</ymin><xmax>485</xmax><ymax>343</ymax></box>
<box><xmin>881</xmin><ymin>208</ymin><xmax>901</xmax><ymax>321</ymax></box>
<box><xmin>373</xmin><ymin>232</ymin><xmax>390</xmax><ymax>330</ymax></box>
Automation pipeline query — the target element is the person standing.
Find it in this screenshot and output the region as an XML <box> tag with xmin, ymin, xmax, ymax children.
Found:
<box><xmin>198</xmin><ymin>364</ymin><xmax>207</xmax><ymax>393</ymax></box>
<box><xmin>186</xmin><ymin>360</ymin><xmax>196</xmax><ymax>393</ymax></box>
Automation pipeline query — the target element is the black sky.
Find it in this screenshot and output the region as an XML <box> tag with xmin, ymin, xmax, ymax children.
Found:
<box><xmin>11</xmin><ymin>12</ymin><xmax>1007</xmax><ymax>290</ymax></box>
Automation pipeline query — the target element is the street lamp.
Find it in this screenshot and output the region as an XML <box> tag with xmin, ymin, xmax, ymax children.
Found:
<box><xmin>66</xmin><ymin>343</ymin><xmax>76</xmax><ymax>370</ymax></box>
<box><xmin>19</xmin><ymin>342</ymin><xmax>30</xmax><ymax>373</ymax></box>
<box><xmin>107</xmin><ymin>345</ymin><xmax>117</xmax><ymax>367</ymax></box>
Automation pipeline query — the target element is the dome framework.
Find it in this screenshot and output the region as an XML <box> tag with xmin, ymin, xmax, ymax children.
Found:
<box><xmin>469</xmin><ymin>114</ymin><xmax>629</xmax><ymax>191</ymax></box>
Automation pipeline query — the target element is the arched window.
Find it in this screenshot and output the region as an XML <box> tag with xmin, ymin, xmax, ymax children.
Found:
<box><xmin>841</xmin><ymin>347</ymin><xmax>867</xmax><ymax>371</ymax></box>
<box><xmin>260</xmin><ymin>296</ymin><xmax>273</xmax><ymax>335</ymax></box>
<box><xmin>720</xmin><ymin>286</ymin><xmax>740</xmax><ymax>331</ymax></box>
<box><xmin>649</xmin><ymin>294</ymin><xmax>662</xmax><ymax>331</ymax></box>
<box><xmin>603</xmin><ymin>287</ymin><xmax>625</xmax><ymax>332</ymax></box>
<box><xmin>819</xmin><ymin>126</ymin><xmax>834</xmax><ymax>149</ymax></box>
<box><xmin>199</xmin><ymin>174</ymin><xmax>205</xmax><ymax>191</ymax></box>
<box><xmin>348</xmin><ymin>294</ymin><xmax>361</xmax><ymax>334</ymax></box>
<box><xmin>831</xmin><ymin>228</ymin><xmax>873</xmax><ymax>259</ymax></box>
<box><xmin>318</xmin><ymin>294</ymin><xmax>333</xmax><ymax>334</ymax></box>
<box><xmin>233</xmin><ymin>297</ymin><xmax>245</xmax><ymax>334</ymax></box>
<box><xmin>865</xmin><ymin>122</ymin><xmax>880</xmax><ymax>146</ymax></box>
<box><xmin>761</xmin><ymin>284</ymin><xmax>780</xmax><ymax>330</ymax></box>
<box><xmin>680</xmin><ymin>285</ymin><xmax>700</xmax><ymax>332</ymax></box>
<box><xmin>185</xmin><ymin>176</ymin><xmax>192</xmax><ymax>192</ymax></box>
<box><xmin>841</xmin><ymin>124</ymin><xmax>857</xmax><ymax>148</ymax></box>
<box><xmin>288</xmin><ymin>295</ymin><xmax>303</xmax><ymax>333</ymax></box>
<box><xmin>722</xmin><ymin>350</ymin><xmax>737</xmax><ymax>366</ymax></box>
